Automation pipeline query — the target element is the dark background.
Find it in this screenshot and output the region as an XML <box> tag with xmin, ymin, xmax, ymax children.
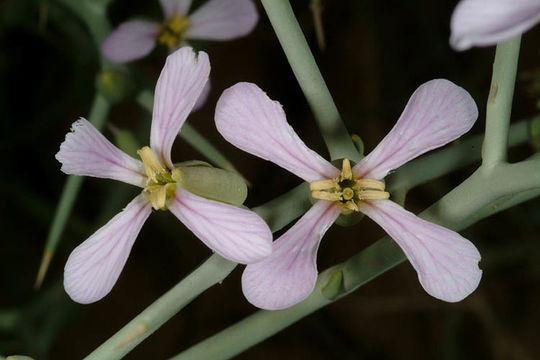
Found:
<box><xmin>1</xmin><ymin>0</ymin><xmax>539</xmax><ymax>359</ymax></box>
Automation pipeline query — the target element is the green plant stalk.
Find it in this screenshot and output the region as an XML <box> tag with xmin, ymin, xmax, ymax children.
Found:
<box><xmin>482</xmin><ymin>36</ymin><xmax>521</xmax><ymax>167</ymax></box>
<box><xmin>136</xmin><ymin>91</ymin><xmax>238</xmax><ymax>172</ymax></box>
<box><xmin>260</xmin><ymin>0</ymin><xmax>361</xmax><ymax>162</ymax></box>
<box><xmin>35</xmin><ymin>94</ymin><xmax>111</xmax><ymax>288</ymax></box>
<box><xmin>84</xmin><ymin>254</ymin><xmax>236</xmax><ymax>360</ymax></box>
<box><xmin>171</xmin><ymin>157</ymin><xmax>540</xmax><ymax>360</ymax></box>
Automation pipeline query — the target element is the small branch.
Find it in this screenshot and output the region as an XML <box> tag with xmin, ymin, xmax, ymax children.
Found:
<box><xmin>482</xmin><ymin>36</ymin><xmax>521</xmax><ymax>167</ymax></box>
<box><xmin>260</xmin><ymin>0</ymin><xmax>361</xmax><ymax>162</ymax></box>
<box><xmin>84</xmin><ymin>254</ymin><xmax>237</xmax><ymax>360</ymax></box>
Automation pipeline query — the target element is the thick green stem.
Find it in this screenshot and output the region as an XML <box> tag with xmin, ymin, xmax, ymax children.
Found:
<box><xmin>482</xmin><ymin>36</ymin><xmax>521</xmax><ymax>167</ymax></box>
<box><xmin>35</xmin><ymin>94</ymin><xmax>111</xmax><ymax>288</ymax></box>
<box><xmin>83</xmin><ymin>254</ymin><xmax>236</xmax><ymax>360</ymax></box>
<box><xmin>170</xmin><ymin>158</ymin><xmax>540</xmax><ymax>360</ymax></box>
<box><xmin>260</xmin><ymin>0</ymin><xmax>361</xmax><ymax>162</ymax></box>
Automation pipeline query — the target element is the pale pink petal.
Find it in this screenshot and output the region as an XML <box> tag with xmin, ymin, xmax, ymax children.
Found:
<box><xmin>150</xmin><ymin>47</ymin><xmax>210</xmax><ymax>168</ymax></box>
<box><xmin>353</xmin><ymin>79</ymin><xmax>478</xmax><ymax>180</ymax></box>
<box><xmin>450</xmin><ymin>0</ymin><xmax>540</xmax><ymax>51</ymax></box>
<box><xmin>242</xmin><ymin>201</ymin><xmax>341</xmax><ymax>310</ymax></box>
<box><xmin>192</xmin><ymin>79</ymin><xmax>211</xmax><ymax>112</ymax></box>
<box><xmin>101</xmin><ymin>21</ymin><xmax>160</xmax><ymax>63</ymax></box>
<box><xmin>185</xmin><ymin>0</ymin><xmax>258</xmax><ymax>41</ymax></box>
<box><xmin>64</xmin><ymin>195</ymin><xmax>152</xmax><ymax>304</ymax></box>
<box><xmin>168</xmin><ymin>187</ymin><xmax>272</xmax><ymax>264</ymax></box>
<box><xmin>160</xmin><ymin>0</ymin><xmax>192</xmax><ymax>18</ymax></box>
<box><xmin>56</xmin><ymin>119</ymin><xmax>146</xmax><ymax>187</ymax></box>
<box><xmin>360</xmin><ymin>199</ymin><xmax>482</xmax><ymax>302</ymax></box>
<box><xmin>215</xmin><ymin>82</ymin><xmax>339</xmax><ymax>182</ymax></box>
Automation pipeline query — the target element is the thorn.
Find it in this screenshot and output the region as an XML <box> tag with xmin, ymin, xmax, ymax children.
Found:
<box><xmin>34</xmin><ymin>249</ymin><xmax>53</xmax><ymax>290</ymax></box>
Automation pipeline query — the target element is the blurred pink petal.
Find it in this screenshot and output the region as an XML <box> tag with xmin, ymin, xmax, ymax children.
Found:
<box><xmin>360</xmin><ymin>199</ymin><xmax>482</xmax><ymax>302</ymax></box>
<box><xmin>151</xmin><ymin>47</ymin><xmax>210</xmax><ymax>168</ymax></box>
<box><xmin>56</xmin><ymin>118</ymin><xmax>146</xmax><ymax>187</ymax></box>
<box><xmin>185</xmin><ymin>0</ymin><xmax>258</xmax><ymax>40</ymax></box>
<box><xmin>64</xmin><ymin>195</ymin><xmax>152</xmax><ymax>304</ymax></box>
<box><xmin>192</xmin><ymin>79</ymin><xmax>211</xmax><ymax>112</ymax></box>
<box><xmin>450</xmin><ymin>0</ymin><xmax>540</xmax><ymax>51</ymax></box>
<box><xmin>160</xmin><ymin>0</ymin><xmax>192</xmax><ymax>18</ymax></box>
<box><xmin>353</xmin><ymin>79</ymin><xmax>478</xmax><ymax>180</ymax></box>
<box><xmin>101</xmin><ymin>21</ymin><xmax>160</xmax><ymax>63</ymax></box>
<box><xmin>242</xmin><ymin>201</ymin><xmax>341</xmax><ymax>310</ymax></box>
<box><xmin>168</xmin><ymin>187</ymin><xmax>272</xmax><ymax>264</ymax></box>
<box><xmin>215</xmin><ymin>82</ymin><xmax>339</xmax><ymax>182</ymax></box>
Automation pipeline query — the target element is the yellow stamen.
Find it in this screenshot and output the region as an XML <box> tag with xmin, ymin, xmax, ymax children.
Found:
<box><xmin>311</xmin><ymin>191</ymin><xmax>342</xmax><ymax>201</ymax></box>
<box><xmin>310</xmin><ymin>179</ymin><xmax>339</xmax><ymax>191</ymax></box>
<box><xmin>354</xmin><ymin>179</ymin><xmax>386</xmax><ymax>191</ymax></box>
<box><xmin>358</xmin><ymin>190</ymin><xmax>390</xmax><ymax>201</ymax></box>
<box><xmin>137</xmin><ymin>146</ymin><xmax>169</xmax><ymax>185</ymax></box>
<box><xmin>342</xmin><ymin>200</ymin><xmax>359</xmax><ymax>212</ymax></box>
<box><xmin>158</xmin><ymin>14</ymin><xmax>190</xmax><ymax>48</ymax></box>
<box><xmin>339</xmin><ymin>158</ymin><xmax>353</xmax><ymax>181</ymax></box>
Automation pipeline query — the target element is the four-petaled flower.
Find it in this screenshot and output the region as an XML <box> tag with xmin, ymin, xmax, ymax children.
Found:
<box><xmin>215</xmin><ymin>80</ymin><xmax>483</xmax><ymax>310</ymax></box>
<box><xmin>101</xmin><ymin>0</ymin><xmax>259</xmax><ymax>63</ymax></box>
<box><xmin>450</xmin><ymin>0</ymin><xmax>540</xmax><ymax>51</ymax></box>
<box><xmin>56</xmin><ymin>47</ymin><xmax>272</xmax><ymax>304</ymax></box>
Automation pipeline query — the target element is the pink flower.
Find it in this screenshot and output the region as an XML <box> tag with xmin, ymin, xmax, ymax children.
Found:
<box><xmin>450</xmin><ymin>0</ymin><xmax>540</xmax><ymax>51</ymax></box>
<box><xmin>101</xmin><ymin>0</ymin><xmax>259</xmax><ymax>64</ymax></box>
<box><xmin>215</xmin><ymin>80</ymin><xmax>483</xmax><ymax>310</ymax></box>
<box><xmin>56</xmin><ymin>47</ymin><xmax>272</xmax><ymax>304</ymax></box>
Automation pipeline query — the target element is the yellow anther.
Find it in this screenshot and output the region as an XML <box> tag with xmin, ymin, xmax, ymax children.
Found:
<box><xmin>354</xmin><ymin>179</ymin><xmax>386</xmax><ymax>191</ymax></box>
<box><xmin>342</xmin><ymin>187</ymin><xmax>354</xmax><ymax>201</ymax></box>
<box><xmin>137</xmin><ymin>146</ymin><xmax>169</xmax><ymax>185</ymax></box>
<box><xmin>339</xmin><ymin>158</ymin><xmax>353</xmax><ymax>181</ymax></box>
<box><xmin>158</xmin><ymin>14</ymin><xmax>190</xmax><ymax>47</ymax></box>
<box><xmin>311</xmin><ymin>191</ymin><xmax>342</xmax><ymax>202</ymax></box>
<box><xmin>342</xmin><ymin>200</ymin><xmax>359</xmax><ymax>212</ymax></box>
<box><xmin>310</xmin><ymin>179</ymin><xmax>339</xmax><ymax>191</ymax></box>
<box><xmin>357</xmin><ymin>190</ymin><xmax>390</xmax><ymax>201</ymax></box>
<box><xmin>144</xmin><ymin>182</ymin><xmax>177</xmax><ymax>210</ymax></box>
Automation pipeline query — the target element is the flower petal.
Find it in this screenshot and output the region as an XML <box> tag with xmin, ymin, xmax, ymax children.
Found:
<box><xmin>359</xmin><ymin>199</ymin><xmax>482</xmax><ymax>302</ymax></box>
<box><xmin>101</xmin><ymin>21</ymin><xmax>160</xmax><ymax>63</ymax></box>
<box><xmin>150</xmin><ymin>47</ymin><xmax>210</xmax><ymax>168</ymax></box>
<box><xmin>64</xmin><ymin>195</ymin><xmax>152</xmax><ymax>304</ymax></box>
<box><xmin>450</xmin><ymin>0</ymin><xmax>540</xmax><ymax>51</ymax></box>
<box><xmin>160</xmin><ymin>0</ymin><xmax>192</xmax><ymax>18</ymax></box>
<box><xmin>168</xmin><ymin>187</ymin><xmax>272</xmax><ymax>264</ymax></box>
<box><xmin>215</xmin><ymin>82</ymin><xmax>339</xmax><ymax>182</ymax></box>
<box><xmin>353</xmin><ymin>79</ymin><xmax>478</xmax><ymax>180</ymax></box>
<box><xmin>185</xmin><ymin>0</ymin><xmax>258</xmax><ymax>41</ymax></box>
<box><xmin>242</xmin><ymin>201</ymin><xmax>341</xmax><ymax>310</ymax></box>
<box><xmin>56</xmin><ymin>119</ymin><xmax>146</xmax><ymax>187</ymax></box>
<box><xmin>192</xmin><ymin>79</ymin><xmax>211</xmax><ymax>112</ymax></box>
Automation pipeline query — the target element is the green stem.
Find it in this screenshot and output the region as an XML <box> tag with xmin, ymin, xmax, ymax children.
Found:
<box><xmin>136</xmin><ymin>91</ymin><xmax>238</xmax><ymax>172</ymax></box>
<box><xmin>84</xmin><ymin>254</ymin><xmax>236</xmax><ymax>360</ymax></box>
<box><xmin>170</xmin><ymin>159</ymin><xmax>540</xmax><ymax>360</ymax></box>
<box><xmin>36</xmin><ymin>94</ymin><xmax>111</xmax><ymax>288</ymax></box>
<box><xmin>482</xmin><ymin>36</ymin><xmax>521</xmax><ymax>167</ymax></box>
<box><xmin>260</xmin><ymin>0</ymin><xmax>361</xmax><ymax>162</ymax></box>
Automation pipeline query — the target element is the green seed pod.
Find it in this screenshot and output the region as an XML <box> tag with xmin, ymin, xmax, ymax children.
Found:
<box><xmin>173</xmin><ymin>166</ymin><xmax>248</xmax><ymax>206</ymax></box>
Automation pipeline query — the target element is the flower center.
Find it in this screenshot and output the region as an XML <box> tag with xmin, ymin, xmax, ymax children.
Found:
<box><xmin>137</xmin><ymin>146</ymin><xmax>177</xmax><ymax>210</ymax></box>
<box><xmin>310</xmin><ymin>159</ymin><xmax>389</xmax><ymax>213</ymax></box>
<box><xmin>158</xmin><ymin>14</ymin><xmax>191</xmax><ymax>48</ymax></box>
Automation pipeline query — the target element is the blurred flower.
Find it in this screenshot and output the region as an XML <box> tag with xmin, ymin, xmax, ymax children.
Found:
<box><xmin>101</xmin><ymin>0</ymin><xmax>259</xmax><ymax>63</ymax></box>
<box><xmin>450</xmin><ymin>0</ymin><xmax>540</xmax><ymax>51</ymax></box>
<box><xmin>56</xmin><ymin>47</ymin><xmax>272</xmax><ymax>304</ymax></box>
<box><xmin>215</xmin><ymin>80</ymin><xmax>482</xmax><ymax>310</ymax></box>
